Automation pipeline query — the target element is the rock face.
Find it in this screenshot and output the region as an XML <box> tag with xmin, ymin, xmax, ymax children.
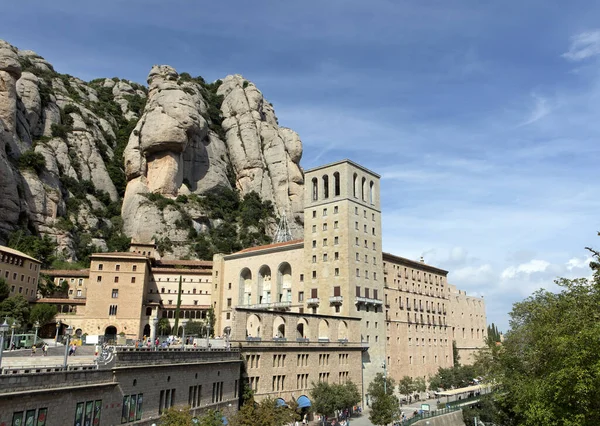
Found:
<box><xmin>0</xmin><ymin>40</ymin><xmax>304</xmax><ymax>260</ymax></box>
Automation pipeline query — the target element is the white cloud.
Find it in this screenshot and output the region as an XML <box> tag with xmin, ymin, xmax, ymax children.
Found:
<box><xmin>566</xmin><ymin>256</ymin><xmax>592</xmax><ymax>271</ymax></box>
<box><xmin>562</xmin><ymin>30</ymin><xmax>600</xmax><ymax>61</ymax></box>
<box><xmin>500</xmin><ymin>259</ymin><xmax>551</xmax><ymax>280</ymax></box>
<box><xmin>520</xmin><ymin>94</ymin><xmax>551</xmax><ymax>126</ymax></box>
<box><xmin>451</xmin><ymin>264</ymin><xmax>493</xmax><ymax>284</ymax></box>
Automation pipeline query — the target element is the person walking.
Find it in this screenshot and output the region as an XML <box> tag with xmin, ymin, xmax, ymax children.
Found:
<box><xmin>31</xmin><ymin>344</ymin><xmax>37</xmax><ymax>356</ymax></box>
<box><xmin>42</xmin><ymin>343</ymin><xmax>48</xmax><ymax>356</ymax></box>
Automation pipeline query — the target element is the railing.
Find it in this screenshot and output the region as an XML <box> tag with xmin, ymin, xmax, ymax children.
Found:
<box><xmin>246</xmin><ymin>301</ymin><xmax>291</xmax><ymax>310</ymax></box>
<box><xmin>1</xmin><ymin>364</ymin><xmax>98</xmax><ymax>375</ymax></box>
<box><xmin>329</xmin><ymin>296</ymin><xmax>343</xmax><ymax>305</ymax></box>
<box><xmin>307</xmin><ymin>298</ymin><xmax>320</xmax><ymax>306</ymax></box>
<box><xmin>355</xmin><ymin>296</ymin><xmax>383</xmax><ymax>305</ymax></box>
<box><xmin>401</xmin><ymin>404</ymin><xmax>462</xmax><ymax>425</ymax></box>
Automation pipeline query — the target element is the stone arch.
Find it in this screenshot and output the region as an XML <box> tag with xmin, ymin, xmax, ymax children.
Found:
<box><xmin>239</xmin><ymin>268</ymin><xmax>252</xmax><ymax>305</ymax></box>
<box><xmin>273</xmin><ymin>316</ymin><xmax>286</xmax><ymax>338</ymax></box>
<box><xmin>334</xmin><ymin>172</ymin><xmax>340</xmax><ymax>196</ymax></box>
<box><xmin>322</xmin><ymin>174</ymin><xmax>329</xmax><ymax>199</ymax></box>
<box><xmin>362</xmin><ymin>176</ymin><xmax>367</xmax><ymax>201</ymax></box>
<box><xmin>296</xmin><ymin>318</ymin><xmax>309</xmax><ymax>339</ymax></box>
<box><xmin>258</xmin><ymin>265</ymin><xmax>272</xmax><ymax>304</ymax></box>
<box><xmin>312</xmin><ymin>177</ymin><xmax>318</xmax><ymax>201</ymax></box>
<box><xmin>246</xmin><ymin>314</ymin><xmax>261</xmax><ymax>338</ymax></box>
<box><xmin>338</xmin><ymin>321</ymin><xmax>348</xmax><ymax>340</ymax></box>
<box><xmin>143</xmin><ymin>324</ymin><xmax>151</xmax><ymax>338</ymax></box>
<box><xmin>277</xmin><ymin>262</ymin><xmax>292</xmax><ymax>303</ymax></box>
<box><xmin>318</xmin><ymin>319</ymin><xmax>329</xmax><ymax>340</ymax></box>
<box><xmin>353</xmin><ymin>173</ymin><xmax>358</xmax><ymax>197</ymax></box>
<box><xmin>370</xmin><ymin>180</ymin><xmax>374</xmax><ymax>204</ymax></box>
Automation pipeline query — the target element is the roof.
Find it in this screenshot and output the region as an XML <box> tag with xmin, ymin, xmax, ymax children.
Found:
<box><xmin>36</xmin><ymin>298</ymin><xmax>87</xmax><ymax>305</ymax></box>
<box><xmin>437</xmin><ymin>384</ymin><xmax>483</xmax><ymax>397</ymax></box>
<box><xmin>151</xmin><ymin>267</ymin><xmax>212</xmax><ymax>275</ymax></box>
<box><xmin>164</xmin><ymin>304</ymin><xmax>210</xmax><ymax>309</ymax></box>
<box><xmin>41</xmin><ymin>269</ymin><xmax>89</xmax><ymax>277</ymax></box>
<box><xmin>382</xmin><ymin>252</ymin><xmax>448</xmax><ymax>275</ymax></box>
<box><xmin>0</xmin><ymin>245</ymin><xmax>42</xmax><ymax>264</ymax></box>
<box><xmin>91</xmin><ymin>252</ymin><xmax>149</xmax><ymax>259</ymax></box>
<box><xmin>155</xmin><ymin>259</ymin><xmax>213</xmax><ymax>267</ymax></box>
<box><xmin>235</xmin><ymin>239</ymin><xmax>304</xmax><ymax>254</ymax></box>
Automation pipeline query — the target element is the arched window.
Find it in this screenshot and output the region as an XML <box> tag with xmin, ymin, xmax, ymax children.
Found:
<box><xmin>246</xmin><ymin>314</ymin><xmax>261</xmax><ymax>338</ymax></box>
<box><xmin>312</xmin><ymin>177</ymin><xmax>318</xmax><ymax>201</ymax></box>
<box><xmin>322</xmin><ymin>175</ymin><xmax>329</xmax><ymax>199</ymax></box>
<box><xmin>273</xmin><ymin>316</ymin><xmax>286</xmax><ymax>338</ymax></box>
<box><xmin>277</xmin><ymin>262</ymin><xmax>292</xmax><ymax>303</ymax></box>
<box><xmin>369</xmin><ymin>181</ymin><xmax>374</xmax><ymax>204</ymax></box>
<box><xmin>239</xmin><ymin>268</ymin><xmax>252</xmax><ymax>305</ymax></box>
<box><xmin>318</xmin><ymin>319</ymin><xmax>329</xmax><ymax>340</ymax></box>
<box><xmin>334</xmin><ymin>172</ymin><xmax>340</xmax><ymax>196</ymax></box>
<box><xmin>362</xmin><ymin>177</ymin><xmax>367</xmax><ymax>201</ymax></box>
<box><xmin>353</xmin><ymin>173</ymin><xmax>358</xmax><ymax>198</ymax></box>
<box><xmin>258</xmin><ymin>265</ymin><xmax>272</xmax><ymax>304</ymax></box>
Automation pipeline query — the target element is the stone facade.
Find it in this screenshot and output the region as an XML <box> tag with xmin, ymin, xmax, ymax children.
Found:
<box><xmin>0</xmin><ymin>245</ymin><xmax>41</xmax><ymax>302</ymax></box>
<box><xmin>0</xmin><ymin>349</ymin><xmax>241</xmax><ymax>426</ymax></box>
<box><xmin>447</xmin><ymin>285</ymin><xmax>487</xmax><ymax>365</ymax></box>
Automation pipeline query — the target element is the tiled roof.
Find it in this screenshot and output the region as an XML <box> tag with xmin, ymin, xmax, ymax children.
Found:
<box><xmin>36</xmin><ymin>298</ymin><xmax>87</xmax><ymax>305</ymax></box>
<box><xmin>151</xmin><ymin>268</ymin><xmax>212</xmax><ymax>274</ymax></box>
<box><xmin>91</xmin><ymin>252</ymin><xmax>148</xmax><ymax>259</ymax></box>
<box><xmin>235</xmin><ymin>239</ymin><xmax>304</xmax><ymax>254</ymax></box>
<box><xmin>0</xmin><ymin>245</ymin><xmax>42</xmax><ymax>263</ymax></box>
<box><xmin>41</xmin><ymin>269</ymin><xmax>89</xmax><ymax>277</ymax></box>
<box><xmin>155</xmin><ymin>259</ymin><xmax>213</xmax><ymax>267</ymax></box>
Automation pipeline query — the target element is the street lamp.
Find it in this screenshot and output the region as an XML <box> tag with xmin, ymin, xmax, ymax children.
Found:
<box><xmin>9</xmin><ymin>322</ymin><xmax>18</xmax><ymax>350</ymax></box>
<box><xmin>206</xmin><ymin>324</ymin><xmax>211</xmax><ymax>350</ymax></box>
<box><xmin>55</xmin><ymin>320</ymin><xmax>61</xmax><ymax>346</ymax></box>
<box><xmin>0</xmin><ymin>319</ymin><xmax>9</xmax><ymax>369</ymax></box>
<box><xmin>33</xmin><ymin>321</ymin><xmax>40</xmax><ymax>346</ymax></box>
<box><xmin>152</xmin><ymin>317</ymin><xmax>159</xmax><ymax>350</ymax></box>
<box><xmin>63</xmin><ymin>325</ymin><xmax>73</xmax><ymax>369</ymax></box>
<box><xmin>181</xmin><ymin>320</ymin><xmax>188</xmax><ymax>350</ymax></box>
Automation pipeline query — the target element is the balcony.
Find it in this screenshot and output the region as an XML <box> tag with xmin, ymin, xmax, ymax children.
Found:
<box><xmin>355</xmin><ymin>296</ymin><xmax>383</xmax><ymax>306</ymax></box>
<box><xmin>247</xmin><ymin>301</ymin><xmax>292</xmax><ymax>311</ymax></box>
<box><xmin>329</xmin><ymin>296</ymin><xmax>343</xmax><ymax>305</ymax></box>
<box><xmin>307</xmin><ymin>297</ymin><xmax>320</xmax><ymax>307</ymax></box>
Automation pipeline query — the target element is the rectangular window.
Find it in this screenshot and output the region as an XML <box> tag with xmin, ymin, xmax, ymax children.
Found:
<box><xmin>322</xmin><ymin>223</ymin><xmax>328</xmax><ymax>231</ymax></box>
<box><xmin>323</xmin><ymin>238</ymin><xmax>328</xmax><ymax>246</ymax></box>
<box><xmin>323</xmin><ymin>208</ymin><xmax>327</xmax><ymax>216</ymax></box>
<box><xmin>312</xmin><ymin>210</ymin><xmax>317</xmax><ymax>218</ymax></box>
<box><xmin>98</xmin><ymin>264</ymin><xmax>103</xmax><ymax>271</ymax></box>
<box><xmin>97</xmin><ymin>276</ymin><xmax>102</xmax><ymax>282</ymax></box>
<box><xmin>323</xmin><ymin>253</ymin><xmax>328</xmax><ymax>262</ymax></box>
<box><xmin>312</xmin><ymin>225</ymin><xmax>316</xmax><ymax>233</ymax></box>
<box><xmin>131</xmin><ymin>277</ymin><xmax>136</xmax><ymax>283</ymax></box>
<box><xmin>312</xmin><ymin>240</ymin><xmax>317</xmax><ymax>248</ymax></box>
<box><xmin>334</xmin><ymin>236</ymin><xmax>339</xmax><ymax>245</ymax></box>
<box><xmin>298</xmin><ymin>291</ymin><xmax>304</xmax><ymax>302</ymax></box>
<box><xmin>334</xmin><ymin>252</ymin><xmax>339</xmax><ymax>260</ymax></box>
<box><xmin>334</xmin><ymin>286</ymin><xmax>341</xmax><ymax>297</ymax></box>
<box><xmin>300</xmin><ymin>274</ymin><xmax>304</xmax><ymax>282</ymax></box>
<box><xmin>355</xmin><ymin>221</ymin><xmax>359</xmax><ymax>230</ymax></box>
<box><xmin>312</xmin><ymin>271</ymin><xmax>317</xmax><ymax>279</ymax></box>
<box><xmin>112</xmin><ymin>289</ymin><xmax>118</xmax><ymax>298</ymax></box>
<box><xmin>227</xmin><ymin>298</ymin><xmax>232</xmax><ymax>307</ymax></box>
<box><xmin>114</xmin><ymin>276</ymin><xmax>119</xmax><ymax>283</ymax></box>
<box><xmin>334</xmin><ymin>221</ymin><xmax>338</xmax><ymax>229</ymax></box>
<box><xmin>335</xmin><ymin>268</ymin><xmax>339</xmax><ymax>276</ymax></box>
<box><xmin>116</xmin><ymin>264</ymin><xmax>120</xmax><ymax>271</ymax></box>
<box><xmin>311</xmin><ymin>288</ymin><xmax>318</xmax><ymax>298</ymax></box>
<box><xmin>312</xmin><ymin>255</ymin><xmax>317</xmax><ymax>263</ymax></box>
<box><xmin>132</xmin><ymin>265</ymin><xmax>137</xmax><ymax>272</ymax></box>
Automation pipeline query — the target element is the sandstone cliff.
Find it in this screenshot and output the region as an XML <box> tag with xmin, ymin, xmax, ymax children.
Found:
<box><xmin>0</xmin><ymin>40</ymin><xmax>304</xmax><ymax>261</ymax></box>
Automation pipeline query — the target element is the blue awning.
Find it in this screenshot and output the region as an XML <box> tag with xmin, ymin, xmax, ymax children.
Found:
<box><xmin>276</xmin><ymin>398</ymin><xmax>288</xmax><ymax>407</ymax></box>
<box><xmin>297</xmin><ymin>395</ymin><xmax>311</xmax><ymax>408</ymax></box>
<box><xmin>222</xmin><ymin>416</ymin><xmax>228</xmax><ymax>425</ymax></box>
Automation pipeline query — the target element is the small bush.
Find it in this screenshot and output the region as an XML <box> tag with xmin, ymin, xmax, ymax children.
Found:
<box><xmin>51</xmin><ymin>123</ymin><xmax>69</xmax><ymax>139</ymax></box>
<box><xmin>18</xmin><ymin>150</ymin><xmax>46</xmax><ymax>173</ymax></box>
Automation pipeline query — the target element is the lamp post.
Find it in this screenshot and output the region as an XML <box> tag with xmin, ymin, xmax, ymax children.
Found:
<box><xmin>0</xmin><ymin>319</ymin><xmax>9</xmax><ymax>369</ymax></box>
<box><xmin>55</xmin><ymin>320</ymin><xmax>61</xmax><ymax>346</ymax></box>
<box><xmin>382</xmin><ymin>361</ymin><xmax>387</xmax><ymax>394</ymax></box>
<box><xmin>181</xmin><ymin>320</ymin><xmax>188</xmax><ymax>350</ymax></box>
<box><xmin>63</xmin><ymin>325</ymin><xmax>73</xmax><ymax>369</ymax></box>
<box><xmin>33</xmin><ymin>321</ymin><xmax>40</xmax><ymax>346</ymax></box>
<box><xmin>152</xmin><ymin>317</ymin><xmax>159</xmax><ymax>350</ymax></box>
<box><xmin>206</xmin><ymin>324</ymin><xmax>211</xmax><ymax>350</ymax></box>
<box><xmin>9</xmin><ymin>322</ymin><xmax>17</xmax><ymax>350</ymax></box>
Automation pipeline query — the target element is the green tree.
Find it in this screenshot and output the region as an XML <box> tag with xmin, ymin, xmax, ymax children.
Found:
<box><xmin>310</xmin><ymin>381</ymin><xmax>338</xmax><ymax>418</ymax></box>
<box><xmin>173</xmin><ymin>275</ymin><xmax>182</xmax><ymax>333</ymax></box>
<box><xmin>0</xmin><ymin>278</ymin><xmax>9</xmax><ymax>302</ymax></box>
<box><xmin>368</xmin><ymin>373</ymin><xmax>399</xmax><ymax>426</ymax></box>
<box><xmin>230</xmin><ymin>398</ymin><xmax>296</xmax><ymax>426</ymax></box>
<box><xmin>158</xmin><ymin>406</ymin><xmax>193</xmax><ymax>425</ymax></box>
<box><xmin>207</xmin><ymin>306</ymin><xmax>216</xmax><ymax>337</ymax></box>
<box><xmin>29</xmin><ymin>304</ymin><xmax>58</xmax><ymax>326</ymax></box>
<box><xmin>197</xmin><ymin>409</ymin><xmax>226</xmax><ymax>426</ymax></box>
<box><xmin>452</xmin><ymin>340</ymin><xmax>460</xmax><ymax>366</ymax></box>
<box><xmin>0</xmin><ymin>295</ymin><xmax>30</xmax><ymax>327</ymax></box>
<box><xmin>397</xmin><ymin>376</ymin><xmax>415</xmax><ymax>399</ymax></box>
<box><xmin>157</xmin><ymin>318</ymin><xmax>171</xmax><ymax>335</ymax></box>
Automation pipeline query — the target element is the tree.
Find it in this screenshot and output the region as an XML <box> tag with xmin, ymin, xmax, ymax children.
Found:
<box><xmin>486</xmin><ymin>235</ymin><xmax>600</xmax><ymax>425</ymax></box>
<box><xmin>29</xmin><ymin>304</ymin><xmax>57</xmax><ymax>326</ymax></box>
<box><xmin>174</xmin><ymin>275</ymin><xmax>182</xmax><ymax>333</ymax></box>
<box><xmin>0</xmin><ymin>278</ymin><xmax>9</xmax><ymax>302</ymax></box>
<box><xmin>397</xmin><ymin>376</ymin><xmax>415</xmax><ymax>399</ymax></box>
<box><xmin>157</xmin><ymin>318</ymin><xmax>171</xmax><ymax>335</ymax></box>
<box><xmin>229</xmin><ymin>398</ymin><xmax>296</xmax><ymax>426</ymax></box>
<box><xmin>185</xmin><ymin>320</ymin><xmax>207</xmax><ymax>338</ymax></box>
<box><xmin>0</xmin><ymin>295</ymin><xmax>30</xmax><ymax>327</ymax></box>
<box><xmin>158</xmin><ymin>406</ymin><xmax>193</xmax><ymax>425</ymax></box>
<box><xmin>310</xmin><ymin>381</ymin><xmax>338</xmax><ymax>419</ymax></box>
<box><xmin>452</xmin><ymin>340</ymin><xmax>460</xmax><ymax>366</ymax></box>
<box><xmin>207</xmin><ymin>306</ymin><xmax>216</xmax><ymax>337</ymax></box>
<box><xmin>368</xmin><ymin>373</ymin><xmax>399</xmax><ymax>426</ymax></box>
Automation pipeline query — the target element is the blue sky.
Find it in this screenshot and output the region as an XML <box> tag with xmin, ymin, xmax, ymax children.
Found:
<box><xmin>4</xmin><ymin>0</ymin><xmax>600</xmax><ymax>331</ymax></box>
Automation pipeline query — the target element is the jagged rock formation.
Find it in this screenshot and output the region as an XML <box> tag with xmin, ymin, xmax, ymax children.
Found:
<box><xmin>0</xmin><ymin>40</ymin><xmax>304</xmax><ymax>261</ymax></box>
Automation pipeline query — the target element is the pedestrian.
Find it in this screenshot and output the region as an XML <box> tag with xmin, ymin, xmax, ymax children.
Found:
<box><xmin>42</xmin><ymin>343</ymin><xmax>48</xmax><ymax>356</ymax></box>
<box><xmin>31</xmin><ymin>344</ymin><xmax>37</xmax><ymax>356</ymax></box>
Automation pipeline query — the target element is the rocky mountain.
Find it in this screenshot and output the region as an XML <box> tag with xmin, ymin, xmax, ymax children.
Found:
<box><xmin>0</xmin><ymin>40</ymin><xmax>304</xmax><ymax>261</ymax></box>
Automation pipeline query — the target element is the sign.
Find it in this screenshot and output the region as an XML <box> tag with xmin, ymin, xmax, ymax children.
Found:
<box><xmin>420</xmin><ymin>404</ymin><xmax>430</xmax><ymax>412</ymax></box>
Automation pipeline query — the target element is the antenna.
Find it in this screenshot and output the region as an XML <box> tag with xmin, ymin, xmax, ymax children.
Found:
<box><xmin>274</xmin><ymin>212</ymin><xmax>293</xmax><ymax>243</ymax></box>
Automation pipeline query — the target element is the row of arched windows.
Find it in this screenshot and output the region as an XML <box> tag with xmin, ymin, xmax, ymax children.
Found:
<box><xmin>312</xmin><ymin>172</ymin><xmax>341</xmax><ymax>201</ymax></box>
<box><xmin>311</xmin><ymin>171</ymin><xmax>376</xmax><ymax>204</ymax></box>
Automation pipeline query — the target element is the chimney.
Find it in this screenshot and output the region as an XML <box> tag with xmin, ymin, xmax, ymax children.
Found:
<box><xmin>420</xmin><ymin>256</ymin><xmax>424</xmax><ymax>263</ymax></box>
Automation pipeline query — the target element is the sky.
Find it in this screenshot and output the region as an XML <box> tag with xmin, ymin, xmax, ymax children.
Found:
<box><xmin>3</xmin><ymin>0</ymin><xmax>600</xmax><ymax>331</ymax></box>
